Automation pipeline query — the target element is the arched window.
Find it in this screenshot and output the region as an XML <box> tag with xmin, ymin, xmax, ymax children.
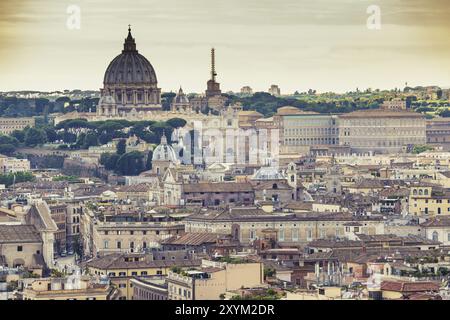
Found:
<box><xmin>432</xmin><ymin>231</ymin><xmax>439</xmax><ymax>242</ymax></box>
<box><xmin>419</xmin><ymin>189</ymin><xmax>423</xmax><ymax>195</ymax></box>
<box><xmin>291</xmin><ymin>175</ymin><xmax>295</xmax><ymax>182</ymax></box>
<box><xmin>424</xmin><ymin>189</ymin><xmax>429</xmax><ymax>195</ymax></box>
<box><xmin>272</xmin><ymin>184</ymin><xmax>278</xmax><ymax>189</ymax></box>
<box><xmin>413</xmin><ymin>189</ymin><xmax>417</xmax><ymax>195</ymax></box>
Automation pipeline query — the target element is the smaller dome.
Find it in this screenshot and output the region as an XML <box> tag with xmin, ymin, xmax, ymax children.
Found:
<box><xmin>252</xmin><ymin>167</ymin><xmax>286</xmax><ymax>180</ymax></box>
<box><xmin>152</xmin><ymin>132</ymin><xmax>179</xmax><ymax>163</ymax></box>
<box><xmin>173</xmin><ymin>87</ymin><xmax>190</xmax><ymax>104</ymax></box>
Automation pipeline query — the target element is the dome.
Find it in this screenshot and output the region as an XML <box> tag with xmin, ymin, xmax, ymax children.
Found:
<box><xmin>152</xmin><ymin>133</ymin><xmax>178</xmax><ymax>163</ymax></box>
<box><xmin>252</xmin><ymin>167</ymin><xmax>286</xmax><ymax>180</ymax></box>
<box><xmin>103</xmin><ymin>27</ymin><xmax>157</xmax><ymax>86</ymax></box>
<box><xmin>174</xmin><ymin>87</ymin><xmax>189</xmax><ymax>104</ymax></box>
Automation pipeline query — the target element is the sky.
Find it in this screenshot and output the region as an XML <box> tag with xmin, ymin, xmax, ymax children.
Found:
<box><xmin>0</xmin><ymin>0</ymin><xmax>449</xmax><ymax>94</ymax></box>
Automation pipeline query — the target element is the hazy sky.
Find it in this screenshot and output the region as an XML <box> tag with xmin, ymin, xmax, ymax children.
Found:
<box><xmin>0</xmin><ymin>0</ymin><xmax>449</xmax><ymax>93</ymax></box>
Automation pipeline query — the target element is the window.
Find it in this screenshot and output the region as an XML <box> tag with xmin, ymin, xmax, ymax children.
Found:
<box><xmin>432</xmin><ymin>231</ymin><xmax>439</xmax><ymax>242</ymax></box>
<box><xmin>17</xmin><ymin>246</ymin><xmax>23</xmax><ymax>252</ymax></box>
<box><xmin>104</xmin><ymin>241</ymin><xmax>109</xmax><ymax>249</ymax></box>
<box><xmin>292</xmin><ymin>229</ymin><xmax>299</xmax><ymax>241</ymax></box>
<box><xmin>117</xmin><ymin>241</ymin><xmax>122</xmax><ymax>249</ymax></box>
<box><xmin>279</xmin><ymin>229</ymin><xmax>285</xmax><ymax>241</ymax></box>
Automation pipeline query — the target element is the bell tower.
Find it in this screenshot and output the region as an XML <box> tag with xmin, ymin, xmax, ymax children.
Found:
<box><xmin>206</xmin><ymin>48</ymin><xmax>222</xmax><ymax>98</ymax></box>
<box><xmin>286</xmin><ymin>162</ymin><xmax>297</xmax><ymax>189</ymax></box>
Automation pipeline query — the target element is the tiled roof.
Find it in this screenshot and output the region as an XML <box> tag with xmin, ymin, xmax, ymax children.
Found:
<box><xmin>381</xmin><ymin>280</ymin><xmax>439</xmax><ymax>293</ymax></box>
<box><xmin>86</xmin><ymin>253</ymin><xmax>201</xmax><ymax>270</ymax></box>
<box><xmin>183</xmin><ymin>182</ymin><xmax>253</xmax><ymax>193</ymax></box>
<box><xmin>421</xmin><ymin>217</ymin><xmax>450</xmax><ymax>227</ymax></box>
<box><xmin>116</xmin><ymin>183</ymin><xmax>151</xmax><ymax>193</ymax></box>
<box><xmin>339</xmin><ymin>109</ymin><xmax>424</xmax><ymax>119</ymax></box>
<box><xmin>252</xmin><ymin>181</ymin><xmax>292</xmax><ymax>191</ymax></box>
<box><xmin>162</xmin><ymin>233</ymin><xmax>219</xmax><ymax>246</ymax></box>
<box><xmin>0</xmin><ymin>225</ymin><xmax>42</xmax><ymax>244</ymax></box>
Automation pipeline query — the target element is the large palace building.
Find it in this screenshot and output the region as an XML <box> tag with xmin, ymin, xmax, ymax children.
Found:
<box><xmin>98</xmin><ymin>26</ymin><xmax>162</xmax><ymax>116</ymax></box>
<box><xmin>338</xmin><ymin>109</ymin><xmax>426</xmax><ymax>153</ymax></box>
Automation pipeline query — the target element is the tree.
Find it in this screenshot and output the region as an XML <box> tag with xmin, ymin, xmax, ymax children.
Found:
<box><xmin>59</xmin><ymin>131</ymin><xmax>77</xmax><ymax>144</ymax></box>
<box><xmin>75</xmin><ymin>133</ymin><xmax>86</xmax><ymax>148</ymax></box>
<box><xmin>166</xmin><ymin>118</ymin><xmax>187</xmax><ymax>129</ymax></box>
<box><xmin>43</xmin><ymin>127</ymin><xmax>58</xmax><ymax>143</ymax></box>
<box><xmin>82</xmin><ymin>132</ymin><xmax>99</xmax><ymax>149</ymax></box>
<box><xmin>115</xmin><ymin>151</ymin><xmax>145</xmax><ymax>176</ymax></box>
<box><xmin>116</xmin><ymin>139</ymin><xmax>126</xmax><ymax>155</ymax></box>
<box><xmin>0</xmin><ymin>172</ymin><xmax>35</xmax><ymax>187</ymax></box>
<box><xmin>24</xmin><ymin>128</ymin><xmax>47</xmax><ymax>146</ymax></box>
<box><xmin>145</xmin><ymin>150</ymin><xmax>153</xmax><ymax>170</ymax></box>
<box><xmin>0</xmin><ymin>135</ymin><xmax>19</xmax><ymax>146</ymax></box>
<box><xmin>161</xmin><ymin>92</ymin><xmax>176</xmax><ymax>111</ymax></box>
<box><xmin>412</xmin><ymin>145</ymin><xmax>434</xmax><ymax>154</ymax></box>
<box><xmin>10</xmin><ymin>130</ymin><xmax>25</xmax><ymax>143</ymax></box>
<box><xmin>0</xmin><ymin>144</ymin><xmax>16</xmax><ymax>156</ymax></box>
<box><xmin>100</xmin><ymin>153</ymin><xmax>120</xmax><ymax>170</ymax></box>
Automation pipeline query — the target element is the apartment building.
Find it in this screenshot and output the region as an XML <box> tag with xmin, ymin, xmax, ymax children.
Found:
<box><xmin>184</xmin><ymin>208</ymin><xmax>385</xmax><ymax>245</ymax></box>
<box><xmin>408</xmin><ymin>184</ymin><xmax>450</xmax><ymax>217</ymax></box>
<box><xmin>167</xmin><ymin>259</ymin><xmax>264</xmax><ymax>300</ymax></box>
<box><xmin>0</xmin><ymin>117</ymin><xmax>35</xmax><ymax>135</ymax></box>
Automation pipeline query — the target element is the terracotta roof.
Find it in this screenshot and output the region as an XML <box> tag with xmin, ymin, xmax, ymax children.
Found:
<box><xmin>86</xmin><ymin>253</ymin><xmax>201</xmax><ymax>270</ymax></box>
<box><xmin>252</xmin><ymin>181</ymin><xmax>293</xmax><ymax>191</ymax></box>
<box><xmin>421</xmin><ymin>217</ymin><xmax>450</xmax><ymax>228</ymax></box>
<box><xmin>381</xmin><ymin>280</ymin><xmax>439</xmax><ymax>293</ymax></box>
<box><xmin>276</xmin><ymin>106</ymin><xmax>319</xmax><ymax>116</ymax></box>
<box><xmin>0</xmin><ymin>225</ymin><xmax>42</xmax><ymax>244</ymax></box>
<box><xmin>339</xmin><ymin>109</ymin><xmax>425</xmax><ymax>119</ymax></box>
<box><xmin>183</xmin><ymin>182</ymin><xmax>253</xmax><ymax>193</ymax></box>
<box><xmin>162</xmin><ymin>233</ymin><xmax>219</xmax><ymax>246</ymax></box>
<box><xmin>116</xmin><ymin>183</ymin><xmax>151</xmax><ymax>193</ymax></box>
<box><xmin>407</xmin><ymin>293</ymin><xmax>442</xmax><ymax>300</ymax></box>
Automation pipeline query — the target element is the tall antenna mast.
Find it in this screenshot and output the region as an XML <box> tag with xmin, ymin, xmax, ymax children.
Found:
<box><xmin>211</xmin><ymin>48</ymin><xmax>217</xmax><ymax>81</ymax></box>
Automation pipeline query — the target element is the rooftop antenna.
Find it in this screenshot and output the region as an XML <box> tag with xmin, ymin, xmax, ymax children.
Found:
<box><xmin>211</xmin><ymin>48</ymin><xmax>217</xmax><ymax>82</ymax></box>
